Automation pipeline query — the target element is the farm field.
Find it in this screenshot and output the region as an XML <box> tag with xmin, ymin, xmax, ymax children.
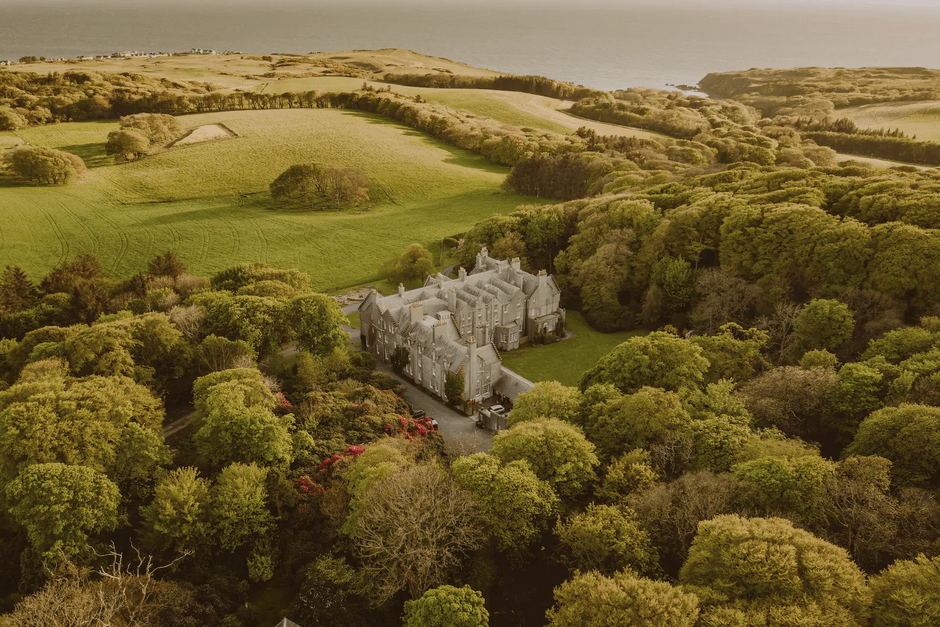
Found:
<box><xmin>261</xmin><ymin>76</ymin><xmax>663</xmax><ymax>139</ymax></box>
<box><xmin>500</xmin><ymin>311</ymin><xmax>644</xmax><ymax>386</ymax></box>
<box><xmin>1</xmin><ymin>108</ymin><xmax>534</xmax><ymax>291</ymax></box>
<box><xmin>839</xmin><ymin>100</ymin><xmax>940</xmax><ymax>143</ymax></box>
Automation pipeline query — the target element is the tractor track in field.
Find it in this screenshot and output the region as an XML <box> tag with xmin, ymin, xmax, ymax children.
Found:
<box><xmin>37</xmin><ymin>203</ymin><xmax>70</xmax><ymax>267</ymax></box>
<box><xmin>55</xmin><ymin>197</ymin><xmax>101</xmax><ymax>257</ymax></box>
<box><xmin>93</xmin><ymin>208</ymin><xmax>131</xmax><ymax>276</ymax></box>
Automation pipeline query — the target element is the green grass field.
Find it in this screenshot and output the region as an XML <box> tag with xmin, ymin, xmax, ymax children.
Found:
<box><xmin>260</xmin><ymin>76</ymin><xmax>662</xmax><ymax>140</ymax></box>
<box><xmin>1</xmin><ymin>109</ymin><xmax>532</xmax><ymax>290</ymax></box>
<box><xmin>840</xmin><ymin>101</ymin><xmax>940</xmax><ymax>143</ymax></box>
<box><xmin>500</xmin><ymin>311</ymin><xmax>644</xmax><ymax>386</ymax></box>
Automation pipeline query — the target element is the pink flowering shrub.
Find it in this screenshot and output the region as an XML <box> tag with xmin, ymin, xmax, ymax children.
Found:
<box><xmin>295</xmin><ymin>445</ymin><xmax>365</xmax><ymax>503</ymax></box>
<box><xmin>383</xmin><ymin>415</ymin><xmax>437</xmax><ymax>443</ymax></box>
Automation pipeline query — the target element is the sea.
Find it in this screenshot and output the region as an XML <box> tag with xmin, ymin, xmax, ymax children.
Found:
<box><xmin>1</xmin><ymin>1</ymin><xmax>939</xmax><ymax>92</ymax></box>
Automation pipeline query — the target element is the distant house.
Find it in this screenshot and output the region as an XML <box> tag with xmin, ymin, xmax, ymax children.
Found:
<box><xmin>0</xmin><ymin>60</ymin><xmax>10</xmax><ymax>66</ymax></box>
<box><xmin>358</xmin><ymin>249</ymin><xmax>562</xmax><ymax>403</ymax></box>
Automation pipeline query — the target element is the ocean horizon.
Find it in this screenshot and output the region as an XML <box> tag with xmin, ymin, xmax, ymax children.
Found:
<box><xmin>2</xmin><ymin>1</ymin><xmax>939</xmax><ymax>91</ymax></box>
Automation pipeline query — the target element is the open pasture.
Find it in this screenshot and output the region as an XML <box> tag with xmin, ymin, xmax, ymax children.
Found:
<box><xmin>261</xmin><ymin>76</ymin><xmax>662</xmax><ymax>139</ymax></box>
<box><xmin>839</xmin><ymin>100</ymin><xmax>940</xmax><ymax>143</ymax></box>
<box><xmin>1</xmin><ymin>108</ymin><xmax>531</xmax><ymax>290</ymax></box>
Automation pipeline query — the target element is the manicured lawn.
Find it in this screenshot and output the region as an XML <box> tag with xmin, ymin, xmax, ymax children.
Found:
<box><xmin>500</xmin><ymin>311</ymin><xmax>645</xmax><ymax>386</ymax></box>
<box><xmin>346</xmin><ymin>311</ymin><xmax>360</xmax><ymax>329</ymax></box>
<box><xmin>0</xmin><ymin>109</ymin><xmax>533</xmax><ymax>291</ymax></box>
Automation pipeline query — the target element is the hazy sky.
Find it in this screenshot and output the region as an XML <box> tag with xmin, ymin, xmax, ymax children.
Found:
<box><xmin>19</xmin><ymin>0</ymin><xmax>940</xmax><ymax>4</ymax></box>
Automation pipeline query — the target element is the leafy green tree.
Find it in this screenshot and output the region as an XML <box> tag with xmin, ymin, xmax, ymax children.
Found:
<box><xmin>403</xmin><ymin>585</ymin><xmax>489</xmax><ymax>627</ymax></box>
<box><xmin>0</xmin><ymin>106</ymin><xmax>27</xmax><ymax>131</ymax></box>
<box><xmin>208</xmin><ymin>463</ymin><xmax>273</xmax><ymax>554</ymax></box>
<box><xmin>869</xmin><ymin>554</ymin><xmax>940</xmax><ymax>627</ymax></box>
<box><xmin>444</xmin><ymin>369</ymin><xmax>464</xmax><ymax>404</ymax></box>
<box><xmin>382</xmin><ymin>243</ymin><xmax>435</xmax><ymax>285</ymax></box>
<box><xmin>679</xmin><ymin>515</ymin><xmax>868</xmax><ymax>622</ymax></box>
<box><xmin>825</xmin><ymin>361</ymin><xmax>887</xmax><ymax>449</ymax></box>
<box><xmin>105</xmin><ymin>129</ymin><xmax>149</xmax><ymax>162</ymax></box>
<box><xmin>118</xmin><ymin>113</ymin><xmax>181</xmax><ymax>145</ymax></box>
<box><xmin>141</xmin><ymin>466</ymin><xmax>211</xmax><ymax>557</ymax></box>
<box><xmin>546</xmin><ymin>570</ymin><xmax>699</xmax><ymax>627</ymax></box>
<box><xmin>199</xmin><ymin>293</ymin><xmax>289</xmax><ymax>357</ymax></box>
<box><xmin>5</xmin><ymin>463</ymin><xmax>120</xmax><ymax>560</ymax></box>
<box><xmin>491</xmin><ymin>418</ymin><xmax>598</xmax><ymax>500</ymax></box>
<box><xmin>451</xmin><ymin>453</ymin><xmax>558</xmax><ymax>559</ymax></box>
<box><xmin>111</xmin><ymin>422</ymin><xmax>172</xmax><ymax>504</ymax></box>
<box><xmin>555</xmin><ymin>503</ymin><xmax>658</xmax><ymax>576</ymax></box>
<box><xmin>845</xmin><ymin>404</ymin><xmax>940</xmax><ymax>488</ymax></box>
<box><xmin>210</xmin><ymin>262</ymin><xmax>311</xmax><ymax>293</ymax></box>
<box><xmin>62</xmin><ymin>323</ymin><xmax>137</xmax><ymax>377</ymax></box>
<box><xmin>792</xmin><ymin>298</ymin><xmax>855</xmax><ymax>356</ymax></box>
<box><xmin>270</xmin><ymin>163</ymin><xmax>369</xmax><ymax>208</ymax></box>
<box><xmin>9</xmin><ymin>145</ymin><xmax>86</xmax><ymax>185</ymax></box>
<box><xmin>598</xmin><ymin>450</ymin><xmax>659</xmax><ymax>504</ymax></box>
<box><xmin>584</xmin><ymin>386</ymin><xmax>691</xmax><ymax>460</ymax></box>
<box><xmin>193</xmin><ymin>334</ymin><xmax>256</xmax><ymax>373</ymax></box>
<box><xmin>193</xmin><ymin>379</ymin><xmax>292</xmax><ymax>469</ymax></box>
<box><xmin>269</xmin><ymin>164</ymin><xmax>320</xmax><ymax>201</ymax></box>
<box><xmin>862</xmin><ymin>324</ymin><xmax>940</xmax><ymax>364</ymax></box>
<box><xmin>284</xmin><ymin>293</ymin><xmax>348</xmax><ymax>356</ymax></box>
<box><xmin>732</xmin><ymin>455</ymin><xmax>836</xmax><ymax>530</ymax></box>
<box><xmin>646</xmin><ymin>255</ymin><xmax>695</xmax><ymax>320</ymax></box>
<box><xmin>580</xmin><ymin>332</ymin><xmax>710</xmax><ymax>394</ymax></box>
<box><xmin>0</xmin><ymin>368</ymin><xmax>165</xmax><ymax>486</ymax></box>
<box><xmin>686</xmin><ymin>416</ymin><xmax>752</xmax><ymax>473</ymax></box>
<box><xmin>689</xmin><ymin>324</ymin><xmax>769</xmax><ymax>385</ymax></box>
<box><xmin>507</xmin><ymin>381</ymin><xmax>581</xmax><ymax>427</ymax></box>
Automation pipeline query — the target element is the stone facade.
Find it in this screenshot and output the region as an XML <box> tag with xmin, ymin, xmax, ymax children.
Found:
<box><xmin>358</xmin><ymin>249</ymin><xmax>564</xmax><ymax>403</ymax></box>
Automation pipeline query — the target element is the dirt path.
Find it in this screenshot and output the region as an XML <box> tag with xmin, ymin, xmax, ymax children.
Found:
<box><xmin>162</xmin><ymin>410</ymin><xmax>196</xmax><ymax>439</ymax></box>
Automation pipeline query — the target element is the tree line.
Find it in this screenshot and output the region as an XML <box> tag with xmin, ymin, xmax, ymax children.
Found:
<box><xmin>380</xmin><ymin>72</ymin><xmax>605</xmax><ymax>101</ymax></box>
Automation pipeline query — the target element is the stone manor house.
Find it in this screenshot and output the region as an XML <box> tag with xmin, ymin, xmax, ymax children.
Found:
<box><xmin>358</xmin><ymin>248</ymin><xmax>564</xmax><ymax>403</ymax></box>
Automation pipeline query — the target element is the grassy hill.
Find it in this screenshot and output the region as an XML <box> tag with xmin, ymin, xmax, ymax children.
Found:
<box><xmin>262</xmin><ymin>76</ymin><xmax>663</xmax><ymax>139</ymax></box>
<box><xmin>839</xmin><ymin>100</ymin><xmax>940</xmax><ymax>143</ymax></box>
<box><xmin>1</xmin><ymin>108</ymin><xmax>531</xmax><ymax>290</ymax></box>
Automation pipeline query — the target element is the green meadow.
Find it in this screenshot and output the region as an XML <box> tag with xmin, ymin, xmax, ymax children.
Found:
<box><xmin>261</xmin><ymin>76</ymin><xmax>662</xmax><ymax>139</ymax></box>
<box><xmin>500</xmin><ymin>311</ymin><xmax>644</xmax><ymax>386</ymax></box>
<box><xmin>1</xmin><ymin>109</ymin><xmax>531</xmax><ymax>291</ymax></box>
<box><xmin>840</xmin><ymin>100</ymin><xmax>940</xmax><ymax>143</ymax></box>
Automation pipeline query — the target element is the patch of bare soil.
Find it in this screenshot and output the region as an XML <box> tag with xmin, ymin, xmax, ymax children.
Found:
<box><xmin>166</xmin><ymin>123</ymin><xmax>238</xmax><ymax>148</ymax></box>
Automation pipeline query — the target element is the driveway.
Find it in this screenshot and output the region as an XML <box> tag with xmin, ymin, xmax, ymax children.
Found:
<box><xmin>342</xmin><ymin>301</ymin><xmax>493</xmax><ymax>453</ymax></box>
<box><xmin>371</xmin><ymin>358</ymin><xmax>493</xmax><ymax>453</ymax></box>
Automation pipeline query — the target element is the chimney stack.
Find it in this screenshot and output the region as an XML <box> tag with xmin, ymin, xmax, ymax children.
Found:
<box><xmin>410</xmin><ymin>302</ymin><xmax>423</xmax><ymax>325</ymax></box>
<box><xmin>458</xmin><ymin>266</ymin><xmax>467</xmax><ymax>280</ymax></box>
<box><xmin>398</xmin><ymin>283</ymin><xmax>405</xmax><ymax>297</ymax></box>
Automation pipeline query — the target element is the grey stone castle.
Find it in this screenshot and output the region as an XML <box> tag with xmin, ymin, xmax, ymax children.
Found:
<box><xmin>358</xmin><ymin>248</ymin><xmax>564</xmax><ymax>403</ymax></box>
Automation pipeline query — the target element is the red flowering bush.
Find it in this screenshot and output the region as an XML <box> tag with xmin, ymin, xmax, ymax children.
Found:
<box><xmin>295</xmin><ymin>445</ymin><xmax>365</xmax><ymax>503</ymax></box>
<box><xmin>383</xmin><ymin>415</ymin><xmax>437</xmax><ymax>443</ymax></box>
